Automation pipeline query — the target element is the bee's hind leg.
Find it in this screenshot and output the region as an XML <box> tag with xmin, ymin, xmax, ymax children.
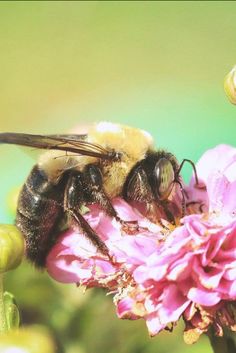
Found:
<box><xmin>64</xmin><ymin>171</ymin><xmax>110</xmax><ymax>257</ymax></box>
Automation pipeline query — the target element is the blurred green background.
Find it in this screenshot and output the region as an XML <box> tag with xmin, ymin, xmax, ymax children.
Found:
<box><xmin>1</xmin><ymin>1</ymin><xmax>236</xmax><ymax>352</ymax></box>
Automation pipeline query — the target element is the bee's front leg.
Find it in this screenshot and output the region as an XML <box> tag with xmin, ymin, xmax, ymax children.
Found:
<box><xmin>83</xmin><ymin>165</ymin><xmax>142</xmax><ymax>235</ymax></box>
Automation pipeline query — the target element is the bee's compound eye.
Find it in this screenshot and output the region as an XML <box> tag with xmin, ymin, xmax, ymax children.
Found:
<box><xmin>154</xmin><ymin>158</ymin><xmax>175</xmax><ymax>200</ymax></box>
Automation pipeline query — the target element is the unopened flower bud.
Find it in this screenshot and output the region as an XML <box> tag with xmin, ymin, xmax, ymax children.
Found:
<box><xmin>0</xmin><ymin>225</ymin><xmax>24</xmax><ymax>273</ymax></box>
<box><xmin>224</xmin><ymin>65</ymin><xmax>236</xmax><ymax>104</ymax></box>
<box><xmin>4</xmin><ymin>292</ymin><xmax>20</xmax><ymax>330</ymax></box>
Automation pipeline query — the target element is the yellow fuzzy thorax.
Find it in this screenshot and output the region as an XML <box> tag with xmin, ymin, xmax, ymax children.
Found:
<box><xmin>88</xmin><ymin>122</ymin><xmax>154</xmax><ymax>161</ymax></box>
<box><xmin>88</xmin><ymin>122</ymin><xmax>154</xmax><ymax>197</ymax></box>
<box><xmin>38</xmin><ymin>122</ymin><xmax>155</xmax><ymax>196</ymax></box>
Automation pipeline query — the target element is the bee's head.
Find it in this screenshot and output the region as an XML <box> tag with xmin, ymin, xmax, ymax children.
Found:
<box><xmin>132</xmin><ymin>151</ymin><xmax>178</xmax><ymax>202</ymax></box>
<box><xmin>123</xmin><ymin>151</ymin><xmax>179</xmax><ymax>205</ymax></box>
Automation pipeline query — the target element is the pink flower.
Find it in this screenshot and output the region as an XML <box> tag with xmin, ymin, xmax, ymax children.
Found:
<box><xmin>46</xmin><ymin>144</ymin><xmax>236</xmax><ymax>344</ymax></box>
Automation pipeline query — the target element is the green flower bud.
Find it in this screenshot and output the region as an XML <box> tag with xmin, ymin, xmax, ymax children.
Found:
<box><xmin>3</xmin><ymin>292</ymin><xmax>20</xmax><ymax>330</ymax></box>
<box><xmin>0</xmin><ymin>225</ymin><xmax>24</xmax><ymax>273</ymax></box>
<box><xmin>224</xmin><ymin>65</ymin><xmax>236</xmax><ymax>105</ymax></box>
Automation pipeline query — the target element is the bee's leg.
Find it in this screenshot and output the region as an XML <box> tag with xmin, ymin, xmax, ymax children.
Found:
<box><xmin>159</xmin><ymin>200</ymin><xmax>176</xmax><ymax>225</ymax></box>
<box><xmin>83</xmin><ymin>165</ymin><xmax>117</xmax><ymax>217</ymax></box>
<box><xmin>83</xmin><ymin>165</ymin><xmax>142</xmax><ymax>234</ymax></box>
<box><xmin>64</xmin><ymin>171</ymin><xmax>110</xmax><ymax>257</ymax></box>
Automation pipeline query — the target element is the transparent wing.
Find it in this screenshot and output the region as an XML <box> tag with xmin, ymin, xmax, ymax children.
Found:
<box><xmin>0</xmin><ymin>133</ymin><xmax>116</xmax><ymax>160</ymax></box>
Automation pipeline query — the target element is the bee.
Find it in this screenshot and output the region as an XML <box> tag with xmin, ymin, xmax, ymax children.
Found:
<box><xmin>0</xmin><ymin>122</ymin><xmax>199</xmax><ymax>268</ymax></box>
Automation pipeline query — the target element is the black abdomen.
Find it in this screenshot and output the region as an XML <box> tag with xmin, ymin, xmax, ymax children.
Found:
<box><xmin>16</xmin><ymin>165</ymin><xmax>65</xmax><ymax>267</ymax></box>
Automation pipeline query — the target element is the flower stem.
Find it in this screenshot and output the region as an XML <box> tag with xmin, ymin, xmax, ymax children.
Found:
<box><xmin>207</xmin><ymin>328</ymin><xmax>236</xmax><ymax>353</ymax></box>
<box><xmin>0</xmin><ymin>273</ymin><xmax>7</xmax><ymax>334</ymax></box>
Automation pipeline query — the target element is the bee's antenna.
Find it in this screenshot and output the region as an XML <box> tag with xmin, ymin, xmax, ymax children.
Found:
<box><xmin>176</xmin><ymin>158</ymin><xmax>204</xmax><ymax>188</ymax></box>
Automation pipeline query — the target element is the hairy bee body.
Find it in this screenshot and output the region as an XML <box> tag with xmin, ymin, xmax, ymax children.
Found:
<box><xmin>0</xmin><ymin>122</ymin><xmax>190</xmax><ymax>268</ymax></box>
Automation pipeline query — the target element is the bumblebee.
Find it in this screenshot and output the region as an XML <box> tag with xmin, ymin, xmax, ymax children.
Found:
<box><xmin>0</xmin><ymin>122</ymin><xmax>198</xmax><ymax>268</ymax></box>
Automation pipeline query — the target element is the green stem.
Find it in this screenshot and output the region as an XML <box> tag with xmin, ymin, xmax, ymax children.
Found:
<box><xmin>207</xmin><ymin>328</ymin><xmax>236</xmax><ymax>353</ymax></box>
<box><xmin>0</xmin><ymin>273</ymin><xmax>7</xmax><ymax>334</ymax></box>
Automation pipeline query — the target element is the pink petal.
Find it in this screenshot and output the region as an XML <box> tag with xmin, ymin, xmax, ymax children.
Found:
<box><xmin>192</xmin><ymin>257</ymin><xmax>224</xmax><ymax>289</ymax></box>
<box><xmin>187</xmin><ymin>287</ymin><xmax>221</xmax><ymax>306</ymax></box>
<box><xmin>224</xmin><ymin>267</ymin><xmax>236</xmax><ymax>281</ymax></box>
<box><xmin>228</xmin><ymin>279</ymin><xmax>236</xmax><ymax>298</ymax></box>
<box><xmin>202</xmin><ymin>231</ymin><xmax>228</xmax><ymax>266</ymax></box>
<box><xmin>207</xmin><ymin>172</ymin><xmax>229</xmax><ymax>212</ymax></box>
<box><xmin>167</xmin><ymin>253</ymin><xmax>193</xmax><ymax>281</ymax></box>
<box><xmin>146</xmin><ymin>313</ymin><xmax>165</xmax><ymax>336</ymax></box>
<box><xmin>110</xmin><ymin>235</ymin><xmax>158</xmax><ymax>265</ymax></box>
<box><xmin>195</xmin><ymin>144</ymin><xmax>236</xmax><ymax>184</ymax></box>
<box><xmin>134</xmin><ymin>264</ymin><xmax>168</xmax><ymax>283</ymax></box>
<box><xmin>56</xmin><ymin>230</ymin><xmax>98</xmax><ymax>258</ymax></box>
<box><xmin>188</xmin><ymin>144</ymin><xmax>236</xmax><ymax>211</ymax></box>
<box><xmin>158</xmin><ymin>284</ymin><xmax>191</xmax><ymax>323</ymax></box>
<box><xmin>116</xmin><ymin>297</ymin><xmax>139</xmax><ymax>320</ymax></box>
<box><xmin>112</xmin><ymin>198</ymin><xmax>144</xmax><ymax>221</ymax></box>
<box><xmin>47</xmin><ymin>256</ymin><xmax>92</xmax><ymax>283</ymax></box>
<box><xmin>222</xmin><ymin>181</ymin><xmax>236</xmax><ymax>215</ymax></box>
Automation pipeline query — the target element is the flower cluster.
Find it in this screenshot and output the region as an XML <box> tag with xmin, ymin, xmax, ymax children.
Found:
<box><xmin>47</xmin><ymin>144</ymin><xmax>236</xmax><ymax>344</ymax></box>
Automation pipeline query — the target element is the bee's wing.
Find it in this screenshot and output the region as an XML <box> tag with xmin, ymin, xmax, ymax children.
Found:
<box><xmin>47</xmin><ymin>134</ymin><xmax>87</xmax><ymax>141</ymax></box>
<box><xmin>0</xmin><ymin>133</ymin><xmax>116</xmax><ymax>160</ymax></box>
